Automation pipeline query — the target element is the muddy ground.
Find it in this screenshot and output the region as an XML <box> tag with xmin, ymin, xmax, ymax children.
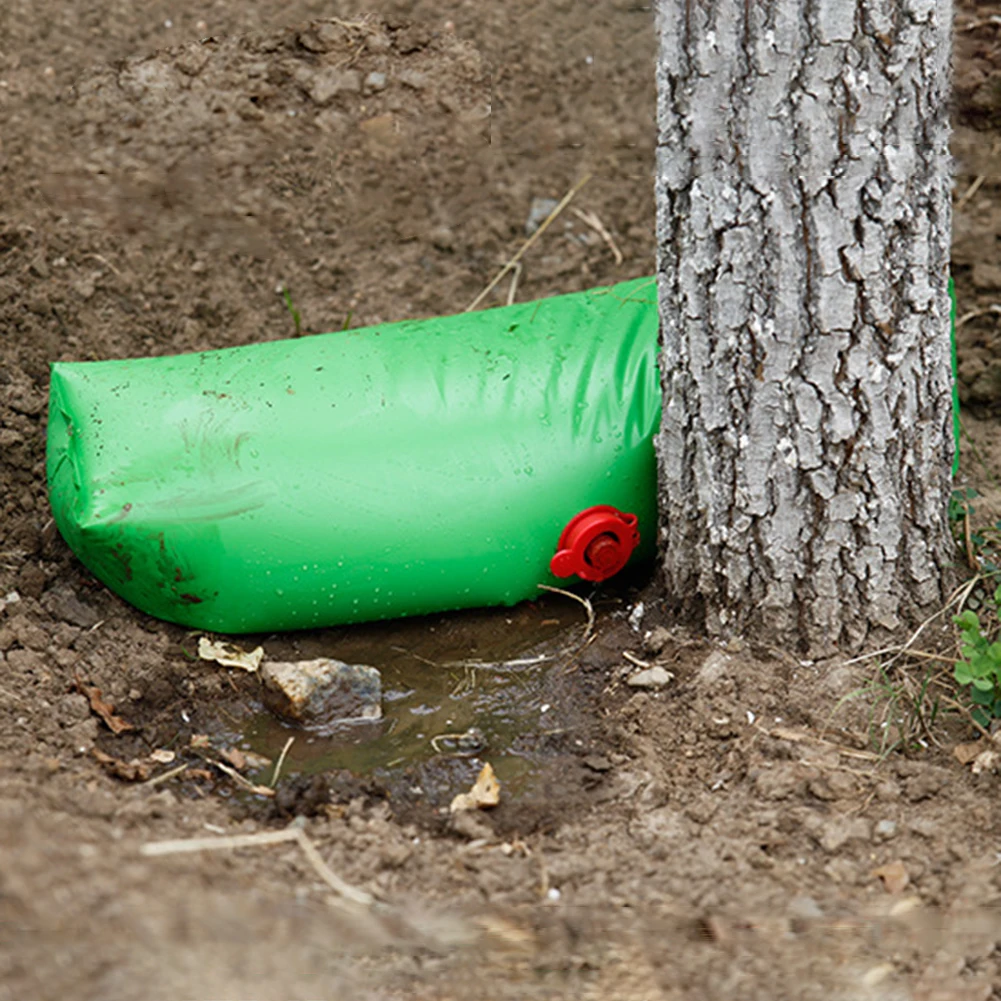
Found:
<box><xmin>3</xmin><ymin>3</ymin><xmax>1001</xmax><ymax>1000</ymax></box>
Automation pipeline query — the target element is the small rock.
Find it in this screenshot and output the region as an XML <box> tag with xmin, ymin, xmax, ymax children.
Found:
<box><xmin>449</xmin><ymin>808</ymin><xmax>494</xmax><ymax>841</ymax></box>
<box><xmin>874</xmin><ymin>819</ymin><xmax>898</xmax><ymax>841</ymax></box>
<box><xmin>261</xmin><ymin>658</ymin><xmax>381</xmax><ymax>733</ymax></box>
<box><xmin>696</xmin><ymin>650</ymin><xmax>731</xmax><ymax>685</ymax></box>
<box><xmin>626</xmin><ymin>666</ymin><xmax>674</xmax><ymax>689</ymax></box>
<box><xmin>429</xmin><ymin>225</ymin><xmax>455</xmax><ymax>251</ymax></box>
<box><xmin>808</xmin><ymin>816</ymin><xmax>870</xmax><ymax>854</ymax></box>
<box><xmin>525</xmin><ymin>196</ymin><xmax>559</xmax><ymax>235</ymax></box>
<box><xmin>583</xmin><ymin>754</ymin><xmax>613</xmax><ymax>773</ymax></box>
<box><xmin>363</xmin><ymin>70</ymin><xmax>387</xmax><ymax>92</ymax></box>
<box><xmin>642</xmin><ymin>626</ymin><xmax>672</xmax><ymax>656</ymax></box>
<box><xmin>397</xmin><ymin>68</ymin><xmax>428</xmax><ymax>90</ymax></box>
<box><xmin>297</xmin><ymin>22</ymin><xmax>347</xmax><ymax>53</ymax></box>
<box><xmin>303</xmin><ymin>68</ymin><xmax>361</xmax><ymax>105</ymax></box>
<box><xmin>45</xmin><ymin>587</ymin><xmax>100</xmax><ymax>628</ymax></box>
<box><xmin>908</xmin><ymin>817</ymin><xmax>938</xmax><ymax>839</ymax></box>
<box><xmin>72</xmin><ymin>275</ymin><xmax>96</xmax><ymax>300</ymax></box>
<box><xmin>627</xmin><ymin>601</ymin><xmax>645</xmax><ymax>632</ymax></box>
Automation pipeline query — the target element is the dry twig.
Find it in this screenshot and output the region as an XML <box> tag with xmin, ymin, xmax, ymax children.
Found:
<box><xmin>270</xmin><ymin>736</ymin><xmax>295</xmax><ymax>788</ymax></box>
<box><xmin>842</xmin><ymin>575</ymin><xmax>981</xmax><ymax>668</ymax></box>
<box><xmin>506</xmin><ymin>261</ymin><xmax>522</xmax><ymax>306</ymax></box>
<box><xmin>955</xmin><ymin>174</ymin><xmax>986</xmax><ymax>211</ymax></box>
<box><xmin>537</xmin><ymin>583</ymin><xmax>595</xmax><ymax>641</ymax></box>
<box><xmin>466</xmin><ymin>175</ymin><xmax>591</xmax><ymax>311</ymax></box>
<box><xmin>570</xmin><ymin>206</ymin><xmax>624</xmax><ymax>264</ymax></box>
<box><xmin>622</xmin><ymin>650</ymin><xmax>653</xmax><ymax>669</ymax></box>
<box><xmin>144</xmin><ymin>762</ymin><xmax>190</xmax><ymax>787</ymax></box>
<box><xmin>212</xmin><ymin>759</ymin><xmax>275</xmax><ymax>797</ymax></box>
<box><xmin>957</xmin><ymin>305</ymin><xmax>1001</xmax><ymax>329</ymax></box>
<box><xmin>139</xmin><ymin>827</ymin><xmax>375</xmax><ymax>908</ymax></box>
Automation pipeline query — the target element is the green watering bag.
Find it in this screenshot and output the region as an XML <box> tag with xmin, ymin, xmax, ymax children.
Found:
<box><xmin>47</xmin><ymin>278</ymin><xmax>661</xmax><ymax>633</ymax></box>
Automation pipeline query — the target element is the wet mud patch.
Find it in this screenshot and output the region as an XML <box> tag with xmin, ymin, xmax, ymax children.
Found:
<box><xmin>83</xmin><ymin>584</ymin><xmax>665</xmax><ymax>836</ymax></box>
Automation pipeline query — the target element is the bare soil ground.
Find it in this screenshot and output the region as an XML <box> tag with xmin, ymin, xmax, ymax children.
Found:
<box><xmin>3</xmin><ymin>4</ymin><xmax>1001</xmax><ymax>999</ymax></box>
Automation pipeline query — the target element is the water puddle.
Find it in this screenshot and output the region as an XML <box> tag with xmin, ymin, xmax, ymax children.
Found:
<box><xmin>239</xmin><ymin>593</ymin><xmax>590</xmax><ymax>794</ymax></box>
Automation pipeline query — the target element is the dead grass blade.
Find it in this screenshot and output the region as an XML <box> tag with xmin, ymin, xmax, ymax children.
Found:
<box><xmin>140</xmin><ymin>827</ymin><xmax>375</xmax><ymax>908</ymax></box>
<box><xmin>466</xmin><ymin>175</ymin><xmax>591</xmax><ymax>312</ymax></box>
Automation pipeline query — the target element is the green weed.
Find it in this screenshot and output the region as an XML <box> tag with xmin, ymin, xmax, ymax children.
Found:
<box><xmin>834</xmin><ymin>664</ymin><xmax>943</xmax><ymax>759</ymax></box>
<box><xmin>281</xmin><ymin>287</ymin><xmax>303</xmax><ymax>336</ymax></box>
<box><xmin>953</xmin><ymin>583</ymin><xmax>1001</xmax><ymax>727</ymax></box>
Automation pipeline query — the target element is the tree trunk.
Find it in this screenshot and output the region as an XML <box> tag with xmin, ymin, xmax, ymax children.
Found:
<box><xmin>655</xmin><ymin>0</ymin><xmax>955</xmax><ymax>655</ymax></box>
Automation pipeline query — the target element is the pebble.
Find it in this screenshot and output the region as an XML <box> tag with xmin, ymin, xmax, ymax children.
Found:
<box><xmin>261</xmin><ymin>658</ymin><xmax>381</xmax><ymax>734</ymax></box>
<box><xmin>397</xmin><ymin>68</ymin><xmax>428</xmax><ymax>90</ymax></box>
<box><xmin>524</xmin><ymin>196</ymin><xmax>559</xmax><ymax>235</ymax></box>
<box><xmin>304</xmin><ymin>68</ymin><xmax>361</xmax><ymax>105</ymax></box>
<box><xmin>874</xmin><ymin>819</ymin><xmax>897</xmax><ymax>841</ymax></box>
<box><xmin>364</xmin><ymin>71</ymin><xmax>387</xmax><ymax>92</ymax></box>
<box><xmin>625</xmin><ymin>666</ymin><xmax>674</xmax><ymax>689</ymax></box>
<box><xmin>45</xmin><ymin>587</ymin><xmax>100</xmax><ymax>628</ymax></box>
<box><xmin>642</xmin><ymin>625</ymin><xmax>672</xmax><ymax>656</ymax></box>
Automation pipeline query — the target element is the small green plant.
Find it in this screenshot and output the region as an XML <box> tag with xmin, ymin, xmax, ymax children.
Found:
<box><xmin>954</xmin><ymin>584</ymin><xmax>1001</xmax><ymax>727</ymax></box>
<box><xmin>281</xmin><ymin>287</ymin><xmax>303</xmax><ymax>336</ymax></box>
<box><xmin>832</xmin><ymin>664</ymin><xmax>941</xmax><ymax>758</ymax></box>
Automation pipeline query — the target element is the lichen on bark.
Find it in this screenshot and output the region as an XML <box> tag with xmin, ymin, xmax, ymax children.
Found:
<box><xmin>655</xmin><ymin>0</ymin><xmax>955</xmax><ymax>655</ymax></box>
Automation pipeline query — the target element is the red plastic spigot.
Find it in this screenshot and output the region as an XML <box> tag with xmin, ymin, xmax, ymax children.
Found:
<box><xmin>549</xmin><ymin>505</ymin><xmax>640</xmax><ymax>582</ymax></box>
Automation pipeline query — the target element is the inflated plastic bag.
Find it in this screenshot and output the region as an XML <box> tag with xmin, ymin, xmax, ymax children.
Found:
<box><xmin>47</xmin><ymin>277</ymin><xmax>660</xmax><ymax>633</ymax></box>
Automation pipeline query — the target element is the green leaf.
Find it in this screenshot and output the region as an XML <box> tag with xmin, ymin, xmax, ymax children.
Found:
<box><xmin>955</xmin><ymin>610</ymin><xmax>981</xmax><ymax>631</ymax></box>
<box><xmin>955</xmin><ymin>663</ymin><xmax>974</xmax><ymax>685</ymax></box>
<box><xmin>972</xmin><ymin>682</ymin><xmax>996</xmax><ymax>700</ymax></box>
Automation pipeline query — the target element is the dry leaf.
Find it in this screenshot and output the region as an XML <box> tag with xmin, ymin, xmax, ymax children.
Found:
<box><xmin>220</xmin><ymin>747</ymin><xmax>247</xmax><ymax>770</ymax></box>
<box><xmin>149</xmin><ymin>748</ymin><xmax>176</xmax><ymax>764</ymax></box>
<box><xmin>450</xmin><ymin>762</ymin><xmax>501</xmax><ymax>813</ymax></box>
<box><xmin>872</xmin><ymin>859</ymin><xmax>910</xmax><ymax>894</ymax></box>
<box><xmin>189</xmin><ymin>734</ymin><xmax>211</xmax><ymax>748</ymax></box>
<box><xmin>91</xmin><ymin>748</ymin><xmax>151</xmax><ymax>781</ymax></box>
<box><xmin>972</xmin><ymin>748</ymin><xmax>1000</xmax><ymax>774</ymax></box>
<box><xmin>74</xmin><ymin>672</ymin><xmax>134</xmax><ymax>734</ymax></box>
<box><xmin>197</xmin><ymin>637</ymin><xmax>264</xmax><ymax>672</ymax></box>
<box><xmin>954</xmin><ymin>741</ymin><xmax>985</xmax><ymax>765</ymax></box>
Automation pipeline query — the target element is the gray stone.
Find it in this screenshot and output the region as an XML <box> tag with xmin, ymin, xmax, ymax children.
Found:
<box><xmin>525</xmin><ymin>197</ymin><xmax>559</xmax><ymax>235</ymax></box>
<box><xmin>45</xmin><ymin>587</ymin><xmax>100</xmax><ymax>628</ymax></box>
<box><xmin>261</xmin><ymin>658</ymin><xmax>381</xmax><ymax>733</ymax></box>
<box><xmin>805</xmin><ymin>815</ymin><xmax>870</xmax><ymax>854</ymax></box>
<box><xmin>874</xmin><ymin>819</ymin><xmax>897</xmax><ymax>841</ymax></box>
<box><xmin>625</xmin><ymin>666</ymin><xmax>674</xmax><ymax>689</ymax></box>
<box><xmin>364</xmin><ymin>71</ymin><xmax>387</xmax><ymax>92</ymax></box>
<box><xmin>696</xmin><ymin>649</ymin><xmax>731</xmax><ymax>685</ymax></box>
<box><xmin>642</xmin><ymin>625</ymin><xmax>673</xmax><ymax>655</ymax></box>
<box><xmin>303</xmin><ymin>68</ymin><xmax>361</xmax><ymax>105</ymax></box>
<box><xmin>397</xmin><ymin>69</ymin><xmax>428</xmax><ymax>90</ymax></box>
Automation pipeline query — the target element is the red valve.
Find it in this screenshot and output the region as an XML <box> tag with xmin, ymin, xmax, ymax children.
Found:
<box><xmin>549</xmin><ymin>505</ymin><xmax>640</xmax><ymax>583</ymax></box>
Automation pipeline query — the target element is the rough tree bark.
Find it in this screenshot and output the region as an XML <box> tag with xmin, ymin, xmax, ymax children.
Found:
<box><xmin>655</xmin><ymin>0</ymin><xmax>954</xmax><ymax>655</ymax></box>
